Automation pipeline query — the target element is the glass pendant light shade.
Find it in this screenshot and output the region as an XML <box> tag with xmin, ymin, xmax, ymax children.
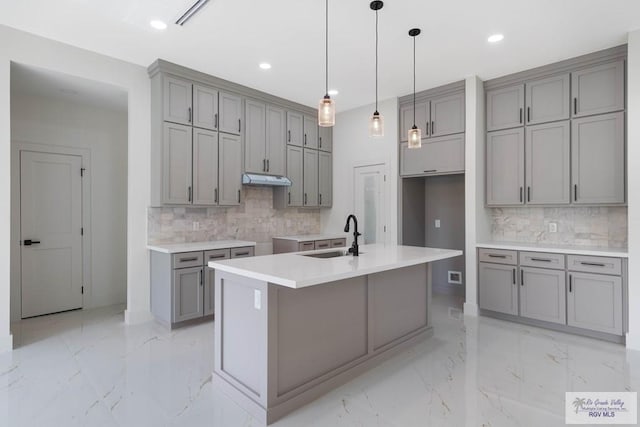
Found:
<box><xmin>318</xmin><ymin>95</ymin><xmax>335</xmax><ymax>127</ymax></box>
<box><xmin>408</xmin><ymin>125</ymin><xmax>422</xmax><ymax>149</ymax></box>
<box><xmin>369</xmin><ymin>111</ymin><xmax>384</xmax><ymax>137</ymax></box>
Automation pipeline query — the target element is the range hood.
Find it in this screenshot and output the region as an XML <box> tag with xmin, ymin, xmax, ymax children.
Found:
<box><xmin>242</xmin><ymin>173</ymin><xmax>292</xmax><ymax>187</ymax></box>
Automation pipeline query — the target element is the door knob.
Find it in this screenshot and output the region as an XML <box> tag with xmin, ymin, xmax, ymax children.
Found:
<box><xmin>23</xmin><ymin>239</ymin><xmax>41</xmax><ymax>246</ymax></box>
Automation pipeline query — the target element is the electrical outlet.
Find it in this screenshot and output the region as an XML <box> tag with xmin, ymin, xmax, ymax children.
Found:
<box><xmin>435</xmin><ymin>219</ymin><xmax>441</xmax><ymax>228</ymax></box>
<box><xmin>254</xmin><ymin>290</ymin><xmax>261</xmax><ymax>310</ymax></box>
<box><xmin>548</xmin><ymin>222</ymin><xmax>558</xmax><ymax>233</ymax></box>
<box><xmin>192</xmin><ymin>221</ymin><xmax>199</xmax><ymax>231</ymax></box>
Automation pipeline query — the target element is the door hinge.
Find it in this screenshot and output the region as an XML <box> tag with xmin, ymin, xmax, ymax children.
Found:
<box><xmin>81</xmin><ymin>286</ymin><xmax>84</xmax><ymax>294</ymax></box>
<box><xmin>80</xmin><ymin>168</ymin><xmax>86</xmax><ymax>177</ymax></box>
<box><xmin>81</xmin><ymin>227</ymin><xmax>84</xmax><ymax>236</ymax></box>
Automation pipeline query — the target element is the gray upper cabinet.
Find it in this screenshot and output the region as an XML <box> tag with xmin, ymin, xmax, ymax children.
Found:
<box><xmin>572</xmin><ymin>112</ymin><xmax>625</xmax><ymax>204</ymax></box>
<box><xmin>286</xmin><ymin>145</ymin><xmax>303</xmax><ymax>206</ymax></box>
<box><xmin>287</xmin><ymin>111</ymin><xmax>304</xmax><ymax>147</ymax></box>
<box><xmin>525</xmin><ymin>74</ymin><xmax>570</xmax><ymax>125</ymax></box>
<box><xmin>525</xmin><ymin>121</ymin><xmax>570</xmax><ymax>205</ymax></box>
<box><xmin>400</xmin><ymin>134</ymin><xmax>464</xmax><ymax>177</ymax></box>
<box><xmin>266</xmin><ymin>106</ymin><xmax>286</xmax><ymax>176</ymax></box>
<box><xmin>520</xmin><ymin>267</ymin><xmax>566</xmax><ymax>325</ymax></box>
<box><xmin>572</xmin><ymin>60</ymin><xmax>625</xmax><ymax>118</ymax></box>
<box><xmin>219</xmin><ymin>92</ymin><xmax>242</xmax><ymax>135</ymax></box>
<box><xmin>173</xmin><ymin>266</ymin><xmax>204</xmax><ymax>323</ymax></box>
<box><xmin>218</xmin><ymin>133</ymin><xmax>242</xmax><ymax>206</ymax></box>
<box><xmin>164</xmin><ymin>76</ymin><xmax>193</xmax><ymax>126</ymax></box>
<box><xmin>244</xmin><ymin>100</ymin><xmax>267</xmax><ymax>174</ymax></box>
<box><xmin>478</xmin><ymin>262</ymin><xmax>518</xmax><ymax>315</ymax></box>
<box><xmin>193</xmin><ymin>84</ymin><xmax>218</xmax><ymax>131</ymax></box>
<box><xmin>318</xmin><ymin>151</ymin><xmax>332</xmax><ymax>207</ymax></box>
<box><xmin>399</xmin><ymin>142</ymin><xmax>429</xmax><ymax>177</ymax></box>
<box><xmin>303</xmin><ymin>148</ymin><xmax>319</xmax><ymax>207</ymax></box>
<box><xmin>162</xmin><ymin>122</ymin><xmax>193</xmax><ymax>205</ymax></box>
<box><xmin>430</xmin><ymin>92</ymin><xmax>465</xmax><ymax>137</ymax></box>
<box><xmin>486</xmin><ymin>84</ymin><xmax>524</xmax><ymax>131</ymax></box>
<box><xmin>486</xmin><ymin>128</ymin><xmax>525</xmax><ymax>206</ymax></box>
<box><xmin>192</xmin><ymin>128</ymin><xmax>219</xmax><ymax>205</ymax></box>
<box><xmin>400</xmin><ymin>102</ymin><xmax>429</xmax><ymax>141</ymax></box>
<box><xmin>318</xmin><ymin>126</ymin><xmax>332</xmax><ymax>152</ymax></box>
<box><xmin>568</xmin><ymin>272</ymin><xmax>622</xmax><ymax>335</ymax></box>
<box><xmin>303</xmin><ymin>116</ymin><xmax>318</xmax><ymax>149</ymax></box>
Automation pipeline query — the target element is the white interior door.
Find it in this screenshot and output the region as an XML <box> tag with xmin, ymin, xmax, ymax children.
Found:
<box><xmin>20</xmin><ymin>151</ymin><xmax>83</xmax><ymax>318</ymax></box>
<box><xmin>354</xmin><ymin>164</ymin><xmax>386</xmax><ymax>244</ymax></box>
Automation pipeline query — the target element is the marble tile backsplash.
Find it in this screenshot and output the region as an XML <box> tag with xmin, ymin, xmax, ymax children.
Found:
<box><xmin>148</xmin><ymin>187</ymin><xmax>321</xmax><ymax>254</ymax></box>
<box><xmin>490</xmin><ymin>207</ymin><xmax>628</xmax><ymax>248</ymax></box>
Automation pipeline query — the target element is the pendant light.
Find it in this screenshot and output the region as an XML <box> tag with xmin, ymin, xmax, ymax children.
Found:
<box><xmin>369</xmin><ymin>1</ymin><xmax>384</xmax><ymax>137</ymax></box>
<box><xmin>408</xmin><ymin>28</ymin><xmax>422</xmax><ymax>149</ymax></box>
<box><xmin>318</xmin><ymin>0</ymin><xmax>335</xmax><ymax>127</ymax></box>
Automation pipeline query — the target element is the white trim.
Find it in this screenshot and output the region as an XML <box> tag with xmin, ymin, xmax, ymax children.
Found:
<box><xmin>10</xmin><ymin>141</ymin><xmax>92</xmax><ymax>322</ymax></box>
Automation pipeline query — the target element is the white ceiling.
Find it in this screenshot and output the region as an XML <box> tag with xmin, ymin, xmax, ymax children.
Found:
<box><xmin>2</xmin><ymin>0</ymin><xmax>640</xmax><ymax>112</ymax></box>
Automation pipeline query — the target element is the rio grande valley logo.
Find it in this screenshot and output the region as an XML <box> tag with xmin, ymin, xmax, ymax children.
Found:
<box><xmin>566</xmin><ymin>392</ymin><xmax>637</xmax><ymax>424</ymax></box>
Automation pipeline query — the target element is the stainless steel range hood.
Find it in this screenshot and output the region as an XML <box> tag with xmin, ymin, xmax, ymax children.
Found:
<box><xmin>242</xmin><ymin>173</ymin><xmax>292</xmax><ymax>187</ymax></box>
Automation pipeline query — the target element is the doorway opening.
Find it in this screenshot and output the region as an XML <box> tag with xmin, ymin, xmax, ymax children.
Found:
<box><xmin>354</xmin><ymin>164</ymin><xmax>388</xmax><ymax>244</ymax></box>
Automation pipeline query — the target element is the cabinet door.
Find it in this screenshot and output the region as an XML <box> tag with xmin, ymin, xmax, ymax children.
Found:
<box><xmin>399</xmin><ymin>142</ymin><xmax>429</xmax><ymax>176</ymax></box>
<box><xmin>287</xmin><ymin>111</ymin><xmax>304</xmax><ymax>147</ymax></box>
<box><xmin>173</xmin><ymin>267</ymin><xmax>203</xmax><ymax>322</ymax></box>
<box><xmin>286</xmin><ymin>145</ymin><xmax>304</xmax><ymax>206</ymax></box>
<box><xmin>430</xmin><ymin>92</ymin><xmax>465</xmax><ymax>137</ymax></box>
<box><xmin>303</xmin><ymin>148</ymin><xmax>319</xmax><ymax>207</ymax></box>
<box><xmin>162</xmin><ymin>123</ymin><xmax>193</xmax><ymax>205</ymax></box>
<box><xmin>219</xmin><ymin>92</ymin><xmax>242</xmax><ymax>135</ymax></box>
<box><xmin>303</xmin><ymin>115</ymin><xmax>319</xmax><ymax>149</ymax></box>
<box><xmin>163</xmin><ymin>76</ymin><xmax>192</xmax><ymax>125</ymax></box>
<box><xmin>318</xmin><ymin>125</ymin><xmax>332</xmax><ymax>152</ymax></box>
<box><xmin>525</xmin><ymin>74</ymin><xmax>570</xmax><ymax>125</ymax></box>
<box><xmin>218</xmin><ymin>133</ymin><xmax>242</xmax><ymax>206</ymax></box>
<box><xmin>318</xmin><ymin>151</ymin><xmax>332</xmax><ymax>207</ymax></box>
<box><xmin>486</xmin><ymin>84</ymin><xmax>524</xmax><ymax>131</ymax></box>
<box><xmin>193</xmin><ymin>128</ymin><xmax>219</xmax><ymax>205</ymax></box>
<box><xmin>400</xmin><ymin>102</ymin><xmax>429</xmax><ymax>141</ymax></box>
<box><xmin>520</xmin><ymin>267</ymin><xmax>566</xmax><ymax>324</ymax></box>
<box><xmin>571</xmin><ymin>112</ymin><xmax>625</xmax><ymax>204</ymax></box>
<box><xmin>244</xmin><ymin>100</ymin><xmax>267</xmax><ymax>174</ymax></box>
<box><xmin>525</xmin><ymin>121</ymin><xmax>570</xmax><ymax>204</ymax></box>
<box><xmin>266</xmin><ymin>105</ymin><xmax>286</xmax><ymax>176</ymax></box>
<box><xmin>421</xmin><ymin>134</ymin><xmax>465</xmax><ymax>175</ymax></box>
<box><xmin>193</xmin><ymin>84</ymin><xmax>218</xmax><ymax>131</ymax></box>
<box><xmin>478</xmin><ymin>262</ymin><xmax>518</xmax><ymax>315</ymax></box>
<box><xmin>568</xmin><ymin>272</ymin><xmax>622</xmax><ymax>335</ymax></box>
<box><xmin>204</xmin><ymin>267</ymin><xmax>215</xmax><ymax>316</ymax></box>
<box><xmin>486</xmin><ymin>128</ymin><xmax>525</xmax><ymax>206</ymax></box>
<box><xmin>572</xmin><ymin>60</ymin><xmax>624</xmax><ymax>118</ymax></box>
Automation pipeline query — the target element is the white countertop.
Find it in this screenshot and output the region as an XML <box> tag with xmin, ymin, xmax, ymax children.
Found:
<box><xmin>272</xmin><ymin>233</ymin><xmax>347</xmax><ymax>242</ymax></box>
<box><xmin>209</xmin><ymin>244</ymin><xmax>463</xmax><ymax>289</ymax></box>
<box><xmin>147</xmin><ymin>240</ymin><xmax>256</xmax><ymax>254</ymax></box>
<box><xmin>477</xmin><ymin>242</ymin><xmax>628</xmax><ymax>258</ymax></box>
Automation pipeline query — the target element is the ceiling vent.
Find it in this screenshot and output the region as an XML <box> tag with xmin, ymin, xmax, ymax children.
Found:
<box><xmin>175</xmin><ymin>0</ymin><xmax>210</xmax><ymax>26</ymax></box>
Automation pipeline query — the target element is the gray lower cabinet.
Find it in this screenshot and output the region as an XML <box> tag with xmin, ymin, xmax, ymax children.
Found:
<box><xmin>303</xmin><ymin>148</ymin><xmax>319</xmax><ymax>207</ymax></box>
<box><xmin>486</xmin><ymin>128</ymin><xmax>525</xmax><ymax>206</ymax></box>
<box><xmin>303</xmin><ymin>116</ymin><xmax>318</xmax><ymax>149</ymax></box>
<box><xmin>272</xmin><ymin>237</ymin><xmax>347</xmax><ymax>254</ymax></box>
<box><xmin>571</xmin><ymin>112</ymin><xmax>625</xmax><ymax>204</ymax></box>
<box><xmin>163</xmin><ymin>76</ymin><xmax>193</xmax><ymax>126</ymax></box>
<box><xmin>430</xmin><ymin>92</ymin><xmax>465</xmax><ymax>137</ymax></box>
<box><xmin>400</xmin><ymin>134</ymin><xmax>464</xmax><ymax>177</ymax></box>
<box><xmin>318</xmin><ymin>151</ymin><xmax>332</xmax><ymax>207</ymax></box>
<box><xmin>192</xmin><ymin>128</ymin><xmax>219</xmax><ymax>205</ymax></box>
<box><xmin>486</xmin><ymin>84</ymin><xmax>524</xmax><ymax>131</ymax></box>
<box><xmin>400</xmin><ymin>102</ymin><xmax>429</xmax><ymax>141</ymax></box>
<box><xmin>525</xmin><ymin>73</ymin><xmax>570</xmax><ymax>125</ymax></box>
<box><xmin>287</xmin><ymin>111</ymin><xmax>304</xmax><ymax>147</ymax></box>
<box><xmin>525</xmin><ymin>121</ymin><xmax>570</xmax><ymax>204</ymax></box>
<box><xmin>218</xmin><ymin>92</ymin><xmax>242</xmax><ymax>135</ymax></box>
<box><xmin>478</xmin><ymin>262</ymin><xmax>518</xmax><ymax>315</ymax></box>
<box><xmin>567</xmin><ymin>272</ymin><xmax>622</xmax><ymax>335</ymax></box>
<box><xmin>520</xmin><ymin>267</ymin><xmax>566</xmax><ymax>324</ymax></box>
<box><xmin>204</xmin><ymin>267</ymin><xmax>215</xmax><ymax>316</ymax></box>
<box><xmin>173</xmin><ymin>266</ymin><xmax>204</xmax><ymax>322</ymax></box>
<box><xmin>218</xmin><ymin>133</ymin><xmax>242</xmax><ymax>206</ymax></box>
<box><xmin>193</xmin><ymin>84</ymin><xmax>218</xmax><ymax>131</ymax></box>
<box><xmin>318</xmin><ymin>126</ymin><xmax>332</xmax><ymax>152</ymax></box>
<box><xmin>572</xmin><ymin>60</ymin><xmax>625</xmax><ymax>118</ymax></box>
<box><xmin>162</xmin><ymin>122</ymin><xmax>193</xmax><ymax>204</ymax></box>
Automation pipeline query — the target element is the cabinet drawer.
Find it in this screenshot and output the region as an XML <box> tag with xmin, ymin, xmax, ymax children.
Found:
<box><xmin>204</xmin><ymin>249</ymin><xmax>231</xmax><ymax>262</ymax></box>
<box><xmin>230</xmin><ymin>247</ymin><xmax>255</xmax><ymax>258</ymax></box>
<box><xmin>519</xmin><ymin>252</ymin><xmax>565</xmax><ymax>270</ymax></box>
<box><xmin>298</xmin><ymin>241</ymin><xmax>315</xmax><ymax>252</ymax></box>
<box><xmin>172</xmin><ymin>251</ymin><xmax>204</xmax><ymax>269</ymax></box>
<box><xmin>331</xmin><ymin>238</ymin><xmax>347</xmax><ymax>248</ymax></box>
<box><xmin>314</xmin><ymin>240</ymin><xmax>331</xmax><ymax>250</ymax></box>
<box><xmin>567</xmin><ymin>255</ymin><xmax>621</xmax><ymax>275</ymax></box>
<box><xmin>478</xmin><ymin>248</ymin><xmax>517</xmax><ymax>265</ymax></box>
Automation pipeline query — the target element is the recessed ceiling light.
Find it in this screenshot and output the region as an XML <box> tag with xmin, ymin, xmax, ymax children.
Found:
<box><xmin>150</xmin><ymin>20</ymin><xmax>168</xmax><ymax>30</ymax></box>
<box><xmin>488</xmin><ymin>34</ymin><xmax>504</xmax><ymax>43</ymax></box>
<box><xmin>259</xmin><ymin>63</ymin><xmax>272</xmax><ymax>70</ymax></box>
<box><xmin>328</xmin><ymin>89</ymin><xmax>339</xmax><ymax>96</ymax></box>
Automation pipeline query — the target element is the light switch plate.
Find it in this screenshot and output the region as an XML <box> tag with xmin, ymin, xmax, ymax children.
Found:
<box><xmin>435</xmin><ymin>219</ymin><xmax>441</xmax><ymax>228</ymax></box>
<box><xmin>254</xmin><ymin>290</ymin><xmax>261</xmax><ymax>310</ymax></box>
<box><xmin>549</xmin><ymin>222</ymin><xmax>558</xmax><ymax>233</ymax></box>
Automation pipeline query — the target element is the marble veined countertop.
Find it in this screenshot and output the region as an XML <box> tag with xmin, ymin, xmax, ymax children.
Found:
<box><xmin>209</xmin><ymin>243</ymin><xmax>463</xmax><ymax>289</ymax></box>
<box><xmin>477</xmin><ymin>241</ymin><xmax>628</xmax><ymax>258</ymax></box>
<box><xmin>147</xmin><ymin>240</ymin><xmax>256</xmax><ymax>254</ymax></box>
<box><xmin>272</xmin><ymin>233</ymin><xmax>348</xmax><ymax>242</ymax></box>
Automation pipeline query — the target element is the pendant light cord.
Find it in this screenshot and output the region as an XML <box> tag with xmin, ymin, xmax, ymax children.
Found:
<box><xmin>375</xmin><ymin>9</ymin><xmax>378</xmax><ymax>111</ymax></box>
<box><xmin>325</xmin><ymin>0</ymin><xmax>329</xmax><ymax>97</ymax></box>
<box><xmin>413</xmin><ymin>34</ymin><xmax>416</xmax><ymax>126</ymax></box>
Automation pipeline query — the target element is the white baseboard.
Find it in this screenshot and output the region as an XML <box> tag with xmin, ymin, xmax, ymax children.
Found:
<box><xmin>124</xmin><ymin>309</ymin><xmax>153</xmax><ymax>325</ymax></box>
<box><xmin>463</xmin><ymin>302</ymin><xmax>479</xmax><ymax>317</ymax></box>
<box><xmin>0</xmin><ymin>334</ymin><xmax>13</xmax><ymax>353</ymax></box>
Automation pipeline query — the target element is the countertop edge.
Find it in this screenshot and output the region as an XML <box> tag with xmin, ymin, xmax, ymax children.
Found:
<box><xmin>147</xmin><ymin>241</ymin><xmax>257</xmax><ymax>254</ymax></box>
<box><xmin>272</xmin><ymin>234</ymin><xmax>348</xmax><ymax>242</ymax></box>
<box><xmin>476</xmin><ymin>242</ymin><xmax>628</xmax><ymax>258</ymax></box>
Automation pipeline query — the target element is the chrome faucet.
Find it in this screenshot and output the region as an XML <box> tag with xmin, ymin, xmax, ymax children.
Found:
<box><xmin>343</xmin><ymin>214</ymin><xmax>361</xmax><ymax>256</ymax></box>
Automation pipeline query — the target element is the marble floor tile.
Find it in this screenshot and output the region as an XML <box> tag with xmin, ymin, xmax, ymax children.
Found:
<box><xmin>1</xmin><ymin>295</ymin><xmax>638</xmax><ymax>426</ymax></box>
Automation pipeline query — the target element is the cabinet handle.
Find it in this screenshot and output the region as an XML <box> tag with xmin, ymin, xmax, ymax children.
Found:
<box><xmin>574</xmin><ymin>184</ymin><xmax>578</xmax><ymax>202</ymax></box>
<box><xmin>238</xmin><ymin>119</ymin><xmax>241</xmax><ymax>133</ymax></box>
<box><xmin>527</xmin><ymin>107</ymin><xmax>530</xmax><ymax>123</ymax></box>
<box><xmin>574</xmin><ymin>98</ymin><xmax>577</xmax><ymax>115</ymax></box>
<box><xmin>188</xmin><ymin>107</ymin><xmax>192</xmax><ymax>123</ymax></box>
<box><xmin>317</xmin><ymin>244</ymin><xmax>329</xmax><ymax>248</ymax></box>
<box><xmin>488</xmin><ymin>254</ymin><xmax>507</xmax><ymax>258</ymax></box>
<box><xmin>263</xmin><ymin>159</ymin><xmax>266</xmax><ymax>172</ymax></box>
<box><xmin>520</xmin><ymin>186</ymin><xmax>523</xmax><ymax>203</ymax></box>
<box><xmin>238</xmin><ymin>190</ymin><xmax>241</xmax><ymax>203</ymax></box>
<box><xmin>319</xmin><ymin>194</ymin><xmax>322</xmax><ymax>205</ymax></box>
<box><xmin>519</xmin><ymin>108</ymin><xmax>523</xmax><ymax>124</ymax></box>
<box><xmin>521</xmin><ymin>269</ymin><xmax>524</xmax><ymax>286</ymax></box>
<box><xmin>333</xmin><ymin>241</ymin><xmax>343</xmax><ymax>246</ymax></box>
<box><xmin>580</xmin><ymin>261</ymin><xmax>606</xmax><ymax>267</ymax></box>
<box><xmin>288</xmin><ymin>192</ymin><xmax>291</xmax><ymax>204</ymax></box>
<box><xmin>214</xmin><ymin>188</ymin><xmax>218</xmax><ymax>203</ymax></box>
<box><xmin>234</xmin><ymin>251</ymin><xmax>250</xmax><ymax>256</ymax></box>
<box><xmin>527</xmin><ymin>186</ymin><xmax>531</xmax><ymax>202</ymax></box>
<box><xmin>426</xmin><ymin>121</ymin><xmax>430</xmax><ymax>136</ymax></box>
<box><xmin>304</xmin><ymin>134</ymin><xmax>307</xmax><ymax>146</ymax></box>
<box><xmin>180</xmin><ymin>257</ymin><xmax>199</xmax><ymax>262</ymax></box>
<box><xmin>267</xmin><ymin>159</ymin><xmax>270</xmax><ymax>172</ymax></box>
<box><xmin>512</xmin><ymin>268</ymin><xmax>516</xmax><ymax>285</ymax></box>
<box><xmin>199</xmin><ymin>270</ymin><xmax>203</xmax><ymax>286</ymax></box>
<box><xmin>288</xmin><ymin>130</ymin><xmax>291</xmax><ymax>142</ymax></box>
<box><xmin>423</xmin><ymin>169</ymin><xmax>437</xmax><ymax>173</ymax></box>
<box><xmin>304</xmin><ymin>193</ymin><xmax>307</xmax><ymax>205</ymax></box>
<box><xmin>188</xmin><ymin>186</ymin><xmax>192</xmax><ymax>202</ymax></box>
<box><xmin>531</xmin><ymin>258</ymin><xmax>552</xmax><ymax>262</ymax></box>
<box><xmin>209</xmin><ymin>254</ymin><xmax>226</xmax><ymax>260</ymax></box>
<box><xmin>319</xmin><ymin>137</ymin><xmax>322</xmax><ymax>148</ymax></box>
<box><xmin>569</xmin><ymin>274</ymin><xmax>572</xmax><ymax>292</ymax></box>
<box><xmin>431</xmin><ymin>121</ymin><xmax>435</xmax><ymax>135</ymax></box>
<box><xmin>214</xmin><ymin>113</ymin><xmax>218</xmax><ymax>129</ymax></box>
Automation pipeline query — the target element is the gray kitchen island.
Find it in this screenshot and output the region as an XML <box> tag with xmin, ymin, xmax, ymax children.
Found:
<box><xmin>209</xmin><ymin>243</ymin><xmax>462</xmax><ymax>424</ymax></box>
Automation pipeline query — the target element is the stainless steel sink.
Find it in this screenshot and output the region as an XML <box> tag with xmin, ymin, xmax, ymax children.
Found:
<box><xmin>300</xmin><ymin>250</ymin><xmax>361</xmax><ymax>259</ymax></box>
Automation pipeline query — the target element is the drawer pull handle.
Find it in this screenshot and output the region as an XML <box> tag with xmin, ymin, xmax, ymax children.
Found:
<box><xmin>487</xmin><ymin>254</ymin><xmax>507</xmax><ymax>258</ymax></box>
<box><xmin>209</xmin><ymin>255</ymin><xmax>227</xmax><ymax>259</ymax></box>
<box><xmin>317</xmin><ymin>244</ymin><xmax>329</xmax><ymax>248</ymax></box>
<box><xmin>333</xmin><ymin>242</ymin><xmax>343</xmax><ymax>246</ymax></box>
<box><xmin>580</xmin><ymin>262</ymin><xmax>606</xmax><ymax>267</ymax></box>
<box><xmin>423</xmin><ymin>170</ymin><xmax>437</xmax><ymax>173</ymax></box>
<box><xmin>180</xmin><ymin>257</ymin><xmax>198</xmax><ymax>262</ymax></box>
<box><xmin>234</xmin><ymin>252</ymin><xmax>250</xmax><ymax>256</ymax></box>
<box><xmin>530</xmin><ymin>258</ymin><xmax>552</xmax><ymax>262</ymax></box>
